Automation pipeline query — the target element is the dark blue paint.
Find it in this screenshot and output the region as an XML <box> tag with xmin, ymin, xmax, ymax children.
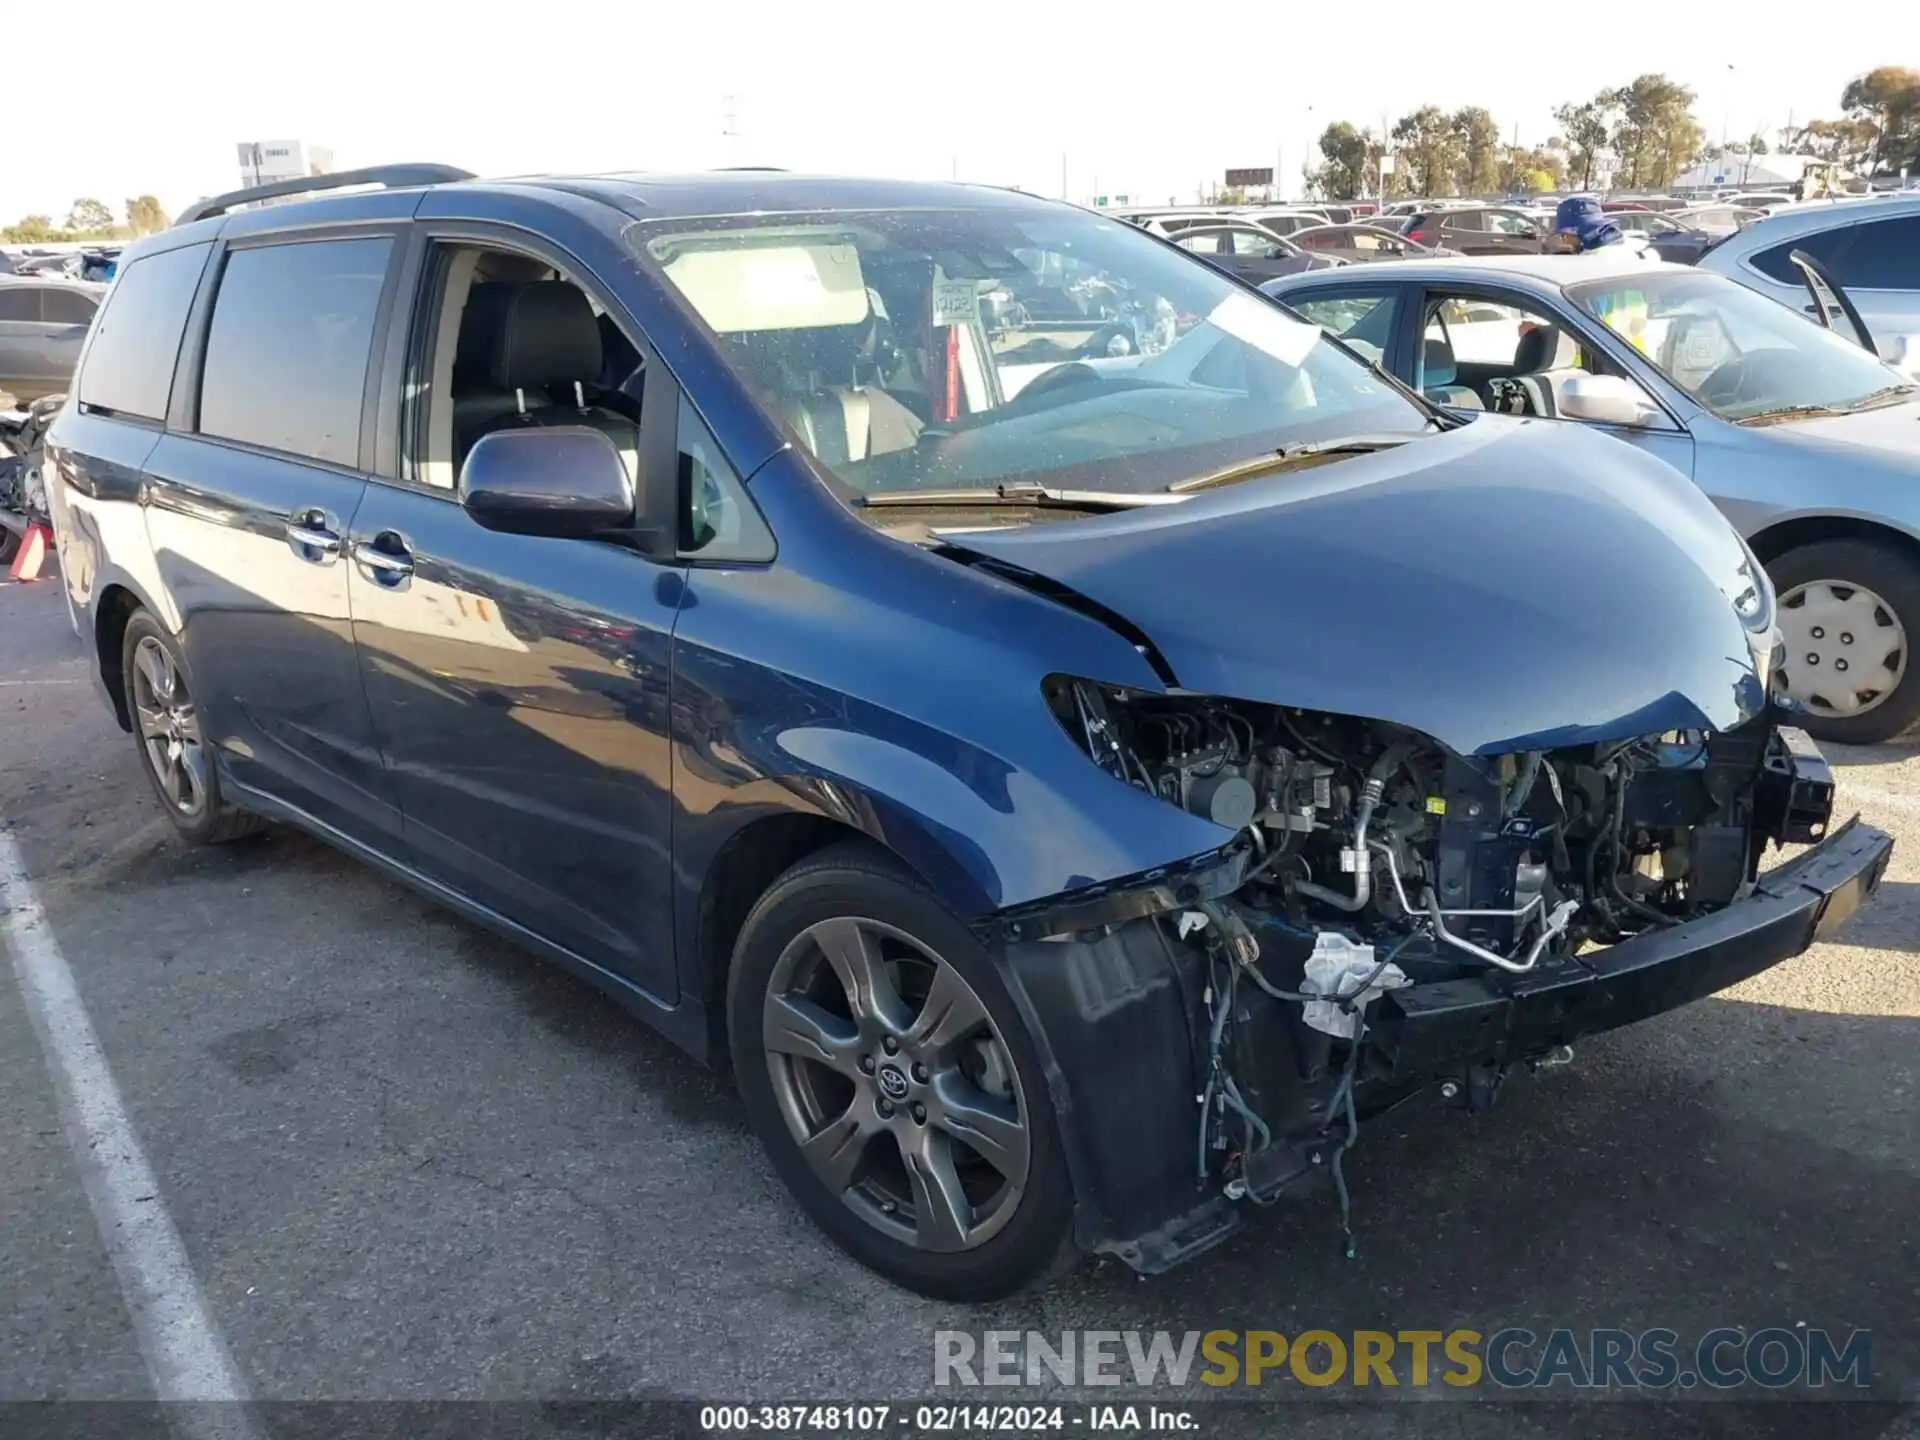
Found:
<box><xmin>947</xmin><ymin>416</ymin><xmax>1767</xmax><ymax>755</ymax></box>
<box><xmin>344</xmin><ymin>482</ymin><xmax>685</xmax><ymax>1000</ymax></box>
<box><xmin>50</xmin><ymin>172</ymin><xmax>1771</xmax><ymax>1066</ymax></box>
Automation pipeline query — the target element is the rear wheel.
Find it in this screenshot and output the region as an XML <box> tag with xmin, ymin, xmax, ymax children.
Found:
<box><xmin>1770</xmin><ymin>540</ymin><xmax>1920</xmax><ymax>745</ymax></box>
<box><xmin>728</xmin><ymin>841</ymin><xmax>1077</xmax><ymax>1300</ymax></box>
<box><xmin>121</xmin><ymin>610</ymin><xmax>263</xmax><ymax>844</ymax></box>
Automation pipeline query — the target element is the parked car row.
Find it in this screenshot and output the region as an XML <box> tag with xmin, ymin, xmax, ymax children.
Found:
<box><xmin>44</xmin><ymin>165</ymin><xmax>1893</xmax><ymax>1301</ymax></box>
<box><xmin>1267</xmin><ymin>251</ymin><xmax>1920</xmax><ymax>741</ymax></box>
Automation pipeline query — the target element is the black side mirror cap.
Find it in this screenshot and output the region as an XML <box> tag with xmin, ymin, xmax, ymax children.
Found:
<box><xmin>459</xmin><ymin>426</ymin><xmax>636</xmax><ymax>540</ymax></box>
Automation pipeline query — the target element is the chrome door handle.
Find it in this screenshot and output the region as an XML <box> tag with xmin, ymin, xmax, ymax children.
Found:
<box><xmin>351</xmin><ymin>538</ymin><xmax>414</xmax><ymax>583</ymax></box>
<box><xmin>285</xmin><ymin>510</ymin><xmax>342</xmax><ymax>562</ymax></box>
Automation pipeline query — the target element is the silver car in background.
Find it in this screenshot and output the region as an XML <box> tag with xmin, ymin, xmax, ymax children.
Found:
<box><xmin>1265</xmin><ymin>254</ymin><xmax>1920</xmax><ymax>741</ymax></box>
<box><xmin>1698</xmin><ymin>196</ymin><xmax>1920</xmax><ymax>368</ymax></box>
<box><xmin>0</xmin><ymin>276</ymin><xmax>103</xmax><ymax>402</ymax></box>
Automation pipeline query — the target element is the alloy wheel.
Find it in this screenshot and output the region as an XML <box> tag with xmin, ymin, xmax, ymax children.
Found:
<box><xmin>762</xmin><ymin>917</ymin><xmax>1030</xmax><ymax>1253</ymax></box>
<box><xmin>1776</xmin><ymin>579</ymin><xmax>1907</xmax><ymax>719</ymax></box>
<box><xmin>130</xmin><ymin>636</ymin><xmax>207</xmax><ymax>816</ymax></box>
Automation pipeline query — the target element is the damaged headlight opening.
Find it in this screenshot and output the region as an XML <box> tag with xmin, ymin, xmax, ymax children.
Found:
<box><xmin>1043</xmin><ymin>675</ymin><xmax>1830</xmax><ymax>1250</ymax></box>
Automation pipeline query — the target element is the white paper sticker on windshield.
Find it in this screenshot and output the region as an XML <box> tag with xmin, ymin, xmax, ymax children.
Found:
<box><xmin>1206</xmin><ymin>291</ymin><xmax>1320</xmax><ymax>368</ymax></box>
<box><xmin>933</xmin><ymin>277</ymin><xmax>981</xmax><ymax>328</ymax></box>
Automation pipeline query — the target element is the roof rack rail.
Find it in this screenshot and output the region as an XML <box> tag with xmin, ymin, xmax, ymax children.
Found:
<box><xmin>175</xmin><ymin>163</ymin><xmax>475</xmax><ymax>227</ymax></box>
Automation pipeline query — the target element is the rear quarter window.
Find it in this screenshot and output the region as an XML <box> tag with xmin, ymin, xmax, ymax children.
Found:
<box><xmin>1750</xmin><ymin>225</ymin><xmax>1850</xmax><ymax>284</ymax></box>
<box><xmin>77</xmin><ymin>243</ymin><xmax>212</xmax><ymax>421</ymax></box>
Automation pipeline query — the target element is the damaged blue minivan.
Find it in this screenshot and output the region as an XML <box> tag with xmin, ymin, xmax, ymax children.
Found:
<box><xmin>48</xmin><ymin>168</ymin><xmax>1892</xmax><ymax>1299</ymax></box>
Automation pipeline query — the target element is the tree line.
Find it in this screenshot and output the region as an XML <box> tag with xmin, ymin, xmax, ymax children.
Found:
<box><xmin>1307</xmin><ymin>66</ymin><xmax>1920</xmax><ymax>201</ymax></box>
<box><xmin>3</xmin><ymin>196</ymin><xmax>169</xmax><ymax>245</ymax></box>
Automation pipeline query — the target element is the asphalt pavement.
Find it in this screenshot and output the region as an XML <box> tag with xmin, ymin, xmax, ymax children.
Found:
<box><xmin>1</xmin><ymin>573</ymin><xmax>1915</xmax><ymax>1440</ymax></box>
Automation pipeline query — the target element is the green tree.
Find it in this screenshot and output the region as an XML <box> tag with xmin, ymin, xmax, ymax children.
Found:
<box><xmin>1783</xmin><ymin>116</ymin><xmax>1878</xmax><ymax>169</ymax></box>
<box><xmin>65</xmin><ymin>197</ymin><xmax>115</xmax><ymax>232</ymax></box>
<box><xmin>1607</xmin><ymin>75</ymin><xmax>1702</xmax><ymax>189</ymax></box>
<box><xmin>1450</xmin><ymin>106</ymin><xmax>1502</xmax><ymax>194</ymax></box>
<box><xmin>1391</xmin><ymin>106</ymin><xmax>1462</xmax><ymax>196</ymax></box>
<box><xmin>1312</xmin><ymin>121</ymin><xmax>1373</xmax><ymax>200</ymax></box>
<box><xmin>2</xmin><ymin>215</ymin><xmax>62</xmax><ymax>244</ymax></box>
<box><xmin>125</xmin><ymin>195</ymin><xmax>169</xmax><ymax>235</ymax></box>
<box><xmin>1499</xmin><ymin>146</ymin><xmax>1566</xmax><ymax>192</ymax></box>
<box><xmin>1840</xmin><ymin>65</ymin><xmax>1920</xmax><ymax>175</ymax></box>
<box><xmin>1553</xmin><ymin>97</ymin><xmax>1616</xmax><ymax>189</ymax></box>
<box><xmin>1746</xmin><ymin>131</ymin><xmax>1770</xmax><ymax>157</ymax></box>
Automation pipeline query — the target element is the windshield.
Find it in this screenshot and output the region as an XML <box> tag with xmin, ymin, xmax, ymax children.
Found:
<box><xmin>633</xmin><ymin>205</ymin><xmax>1428</xmax><ymax>502</ymax></box>
<box><xmin>1567</xmin><ymin>270</ymin><xmax>1913</xmax><ymax>421</ymax></box>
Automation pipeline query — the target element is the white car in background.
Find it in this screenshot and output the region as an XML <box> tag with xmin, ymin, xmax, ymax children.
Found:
<box><xmin>1698</xmin><ymin>196</ymin><xmax>1920</xmax><ymax>370</ymax></box>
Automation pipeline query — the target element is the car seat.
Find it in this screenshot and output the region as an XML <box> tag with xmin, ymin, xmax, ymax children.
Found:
<box><xmin>1511</xmin><ymin>325</ymin><xmax>1585</xmax><ymax>418</ymax></box>
<box><xmin>460</xmin><ymin>282</ymin><xmax>640</xmax><ymax>481</ymax></box>
<box><xmin>1420</xmin><ymin>335</ymin><xmax>1483</xmax><ymax>410</ymax></box>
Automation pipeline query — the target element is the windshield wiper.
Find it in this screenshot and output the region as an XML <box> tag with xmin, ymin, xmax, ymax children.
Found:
<box><xmin>858</xmin><ymin>482</ymin><xmax>1185</xmax><ymax>511</ymax></box>
<box><xmin>1167</xmin><ymin>433</ymin><xmax>1422</xmax><ymax>494</ymax></box>
<box><xmin>1842</xmin><ymin>383</ymin><xmax>1918</xmax><ymax>413</ymax></box>
<box><xmin>1736</xmin><ymin>386</ymin><xmax>1918</xmax><ymax>426</ymax></box>
<box><xmin>1736</xmin><ymin>403</ymin><xmax>1858</xmax><ymax>425</ymax></box>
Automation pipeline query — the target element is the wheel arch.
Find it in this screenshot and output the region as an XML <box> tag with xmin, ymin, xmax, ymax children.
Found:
<box><xmin>91</xmin><ymin>579</ymin><xmax>153</xmax><ymax>732</ymax></box>
<box><xmin>683</xmin><ymin>780</ymin><xmax>998</xmax><ymax>1048</ymax></box>
<box><xmin>1746</xmin><ymin>512</ymin><xmax>1920</xmax><ymax>571</ymax></box>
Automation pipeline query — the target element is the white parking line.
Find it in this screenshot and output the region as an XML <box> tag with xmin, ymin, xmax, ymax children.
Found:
<box><xmin>0</xmin><ymin>828</ymin><xmax>260</xmax><ymax>1434</ymax></box>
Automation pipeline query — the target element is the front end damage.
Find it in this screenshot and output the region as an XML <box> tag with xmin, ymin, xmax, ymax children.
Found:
<box><xmin>981</xmin><ymin>692</ymin><xmax>1892</xmax><ymax>1274</ymax></box>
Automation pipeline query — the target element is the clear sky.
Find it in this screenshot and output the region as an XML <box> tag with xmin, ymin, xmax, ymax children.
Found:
<box><xmin>5</xmin><ymin>0</ymin><xmax>1909</xmax><ymax>224</ymax></box>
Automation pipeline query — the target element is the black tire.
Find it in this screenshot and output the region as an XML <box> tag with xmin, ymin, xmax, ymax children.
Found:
<box><xmin>1769</xmin><ymin>539</ymin><xmax>1920</xmax><ymax>745</ymax></box>
<box><xmin>120</xmin><ymin>609</ymin><xmax>264</xmax><ymax>844</ymax></box>
<box><xmin>727</xmin><ymin>839</ymin><xmax>1078</xmax><ymax>1300</ymax></box>
<box><xmin>0</xmin><ymin>527</ymin><xmax>19</xmax><ymax>566</ymax></box>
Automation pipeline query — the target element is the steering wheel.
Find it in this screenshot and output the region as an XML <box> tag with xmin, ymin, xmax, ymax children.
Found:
<box><xmin>1017</xmin><ymin>362</ymin><xmax>1104</xmax><ymax>403</ymax></box>
<box><xmin>1697</xmin><ymin>350</ymin><xmax>1795</xmax><ymax>410</ymax></box>
<box><xmin>1078</xmin><ymin>322</ymin><xmax>1136</xmax><ymax>359</ymax></box>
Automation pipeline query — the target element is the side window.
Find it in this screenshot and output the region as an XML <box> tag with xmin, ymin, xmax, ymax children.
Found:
<box><xmin>1832</xmin><ymin>217</ymin><xmax>1920</xmax><ymax>290</ymax></box>
<box><xmin>41</xmin><ymin>289</ymin><xmax>98</xmax><ymax>325</ymax></box>
<box><xmin>405</xmin><ymin>241</ymin><xmax>648</xmax><ymax>491</ymax></box>
<box><xmin>1487</xmin><ymin>212</ymin><xmax>1537</xmax><ymax>236</ymax></box>
<box><xmin>0</xmin><ymin>289</ymin><xmax>37</xmax><ymax>321</ymax></box>
<box><xmin>1425</xmin><ymin>296</ymin><xmax>1587</xmax><ymax>373</ymax></box>
<box><xmin>1176</xmin><ymin>232</ymin><xmax>1223</xmax><ymax>255</ymax></box>
<box><xmin>198</xmin><ymin>238</ymin><xmax>392</xmax><ymax>466</ymax></box>
<box><xmin>1291</xmin><ymin>293</ymin><xmax>1396</xmax><ymax>364</ymax></box>
<box><xmin>1450</xmin><ymin>211</ymin><xmax>1487</xmax><ymax>232</ymax></box>
<box><xmin>1227</xmin><ymin>229</ymin><xmax>1278</xmax><ymax>257</ymax></box>
<box><xmin>76</xmin><ymin>242</ymin><xmax>211</xmax><ymax>421</ymax></box>
<box><xmin>1752</xmin><ymin>227</ymin><xmax>1849</xmax><ymax>284</ymax></box>
<box><xmin>678</xmin><ymin>395</ymin><xmax>773</xmax><ymax>562</ymax></box>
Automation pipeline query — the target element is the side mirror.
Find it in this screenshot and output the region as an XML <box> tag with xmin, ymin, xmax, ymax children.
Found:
<box><xmin>1558</xmin><ymin>373</ymin><xmax>1660</xmax><ymax>427</ymax></box>
<box><xmin>459</xmin><ymin>426</ymin><xmax>635</xmax><ymax>539</ymax></box>
<box><xmin>1883</xmin><ymin>333</ymin><xmax>1920</xmax><ymax>379</ymax></box>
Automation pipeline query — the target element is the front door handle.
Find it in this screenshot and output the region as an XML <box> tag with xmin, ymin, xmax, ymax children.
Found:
<box><xmin>351</xmin><ymin>533</ymin><xmax>414</xmax><ymax>586</ymax></box>
<box><xmin>285</xmin><ymin>507</ymin><xmax>342</xmax><ymax>563</ymax></box>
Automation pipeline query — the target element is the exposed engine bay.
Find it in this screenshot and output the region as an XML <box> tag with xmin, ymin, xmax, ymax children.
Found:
<box><xmin>1042</xmin><ymin>678</ymin><xmax>1838</xmax><ymax>1250</ymax></box>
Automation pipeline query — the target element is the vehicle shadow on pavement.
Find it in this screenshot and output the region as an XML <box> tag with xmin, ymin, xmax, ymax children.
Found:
<box><xmin>1822</xmin><ymin>879</ymin><xmax>1919</xmax><ymax>951</ymax></box>
<box><xmin>1044</xmin><ymin>997</ymin><xmax>1917</xmax><ymax>1411</ymax></box>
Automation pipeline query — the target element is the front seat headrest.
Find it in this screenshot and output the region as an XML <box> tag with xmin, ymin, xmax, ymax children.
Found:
<box><xmin>1422</xmin><ymin>336</ymin><xmax>1457</xmax><ymax>389</ymax></box>
<box><xmin>455</xmin><ymin>282</ymin><xmax>519</xmax><ymax>387</ymax></box>
<box><xmin>489</xmin><ymin>281</ymin><xmax>604</xmax><ymax>392</ymax></box>
<box><xmin>1515</xmin><ymin>324</ymin><xmax>1578</xmax><ymax>374</ymax></box>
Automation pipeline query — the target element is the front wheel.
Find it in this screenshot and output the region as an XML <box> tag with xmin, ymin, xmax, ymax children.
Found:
<box><xmin>728</xmin><ymin>841</ymin><xmax>1077</xmax><ymax>1300</ymax></box>
<box><xmin>1770</xmin><ymin>539</ymin><xmax>1920</xmax><ymax>744</ymax></box>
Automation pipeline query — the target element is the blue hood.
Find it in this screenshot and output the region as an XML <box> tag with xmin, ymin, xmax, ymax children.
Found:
<box><xmin>944</xmin><ymin>418</ymin><xmax>1769</xmax><ymax>755</ymax></box>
